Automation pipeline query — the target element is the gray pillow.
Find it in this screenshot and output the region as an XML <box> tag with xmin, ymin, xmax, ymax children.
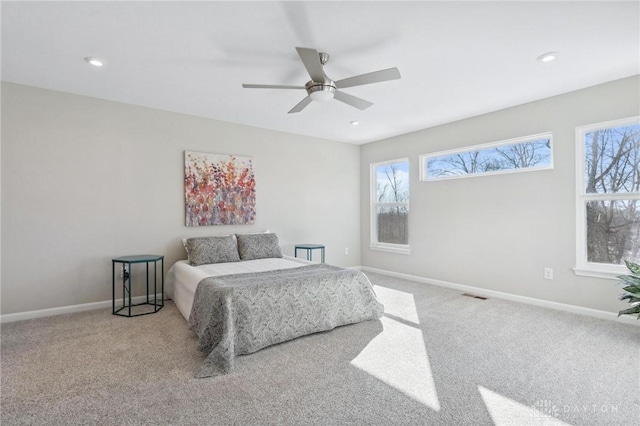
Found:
<box><xmin>236</xmin><ymin>233</ymin><xmax>283</xmax><ymax>261</ymax></box>
<box><xmin>184</xmin><ymin>235</ymin><xmax>240</xmax><ymax>266</ymax></box>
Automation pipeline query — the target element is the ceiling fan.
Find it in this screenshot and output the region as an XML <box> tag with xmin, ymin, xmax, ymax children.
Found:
<box><xmin>242</xmin><ymin>47</ymin><xmax>401</xmax><ymax>114</ymax></box>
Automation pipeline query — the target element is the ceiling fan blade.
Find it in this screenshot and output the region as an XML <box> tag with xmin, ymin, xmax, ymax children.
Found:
<box><xmin>335</xmin><ymin>67</ymin><xmax>401</xmax><ymax>89</ymax></box>
<box><xmin>333</xmin><ymin>91</ymin><xmax>373</xmax><ymax>110</ymax></box>
<box><xmin>295</xmin><ymin>47</ymin><xmax>325</xmax><ymax>82</ymax></box>
<box><xmin>288</xmin><ymin>96</ymin><xmax>313</xmax><ymax>114</ymax></box>
<box><xmin>242</xmin><ymin>84</ymin><xmax>305</xmax><ymax>89</ymax></box>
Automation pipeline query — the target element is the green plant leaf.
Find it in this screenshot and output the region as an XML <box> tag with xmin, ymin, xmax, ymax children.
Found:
<box><xmin>617</xmin><ymin>275</ymin><xmax>640</xmax><ymax>286</ymax></box>
<box><xmin>618</xmin><ymin>305</ymin><xmax>640</xmax><ymax>317</ymax></box>
<box><xmin>622</xmin><ymin>285</ymin><xmax>640</xmax><ymax>294</ymax></box>
<box><xmin>620</xmin><ymin>294</ymin><xmax>640</xmax><ymax>304</ymax></box>
<box><xmin>624</xmin><ymin>260</ymin><xmax>640</xmax><ymax>275</ymax></box>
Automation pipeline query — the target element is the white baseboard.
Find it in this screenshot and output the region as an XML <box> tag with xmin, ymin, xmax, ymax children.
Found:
<box><xmin>360</xmin><ymin>266</ymin><xmax>640</xmax><ymax>327</ymax></box>
<box><xmin>0</xmin><ymin>294</ymin><xmax>164</xmax><ymax>323</ymax></box>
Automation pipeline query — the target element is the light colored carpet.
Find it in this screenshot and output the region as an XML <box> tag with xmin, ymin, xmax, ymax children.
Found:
<box><xmin>1</xmin><ymin>272</ymin><xmax>639</xmax><ymax>425</ymax></box>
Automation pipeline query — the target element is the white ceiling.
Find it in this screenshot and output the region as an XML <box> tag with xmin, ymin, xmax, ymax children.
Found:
<box><xmin>2</xmin><ymin>1</ymin><xmax>639</xmax><ymax>144</ymax></box>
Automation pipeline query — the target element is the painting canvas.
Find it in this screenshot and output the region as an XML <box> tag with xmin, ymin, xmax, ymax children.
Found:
<box><xmin>184</xmin><ymin>151</ymin><xmax>256</xmax><ymax>226</ymax></box>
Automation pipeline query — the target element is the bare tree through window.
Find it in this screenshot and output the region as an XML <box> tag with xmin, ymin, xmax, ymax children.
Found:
<box><xmin>373</xmin><ymin>160</ymin><xmax>409</xmax><ymax>246</ymax></box>
<box><xmin>583</xmin><ymin>123</ymin><xmax>640</xmax><ymax>265</ymax></box>
<box><xmin>423</xmin><ymin>135</ymin><xmax>552</xmax><ymax>180</ymax></box>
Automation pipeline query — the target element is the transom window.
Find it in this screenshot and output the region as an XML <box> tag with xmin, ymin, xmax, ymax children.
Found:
<box><xmin>370</xmin><ymin>159</ymin><xmax>410</xmax><ymax>254</ymax></box>
<box><xmin>575</xmin><ymin>117</ymin><xmax>640</xmax><ymax>278</ymax></box>
<box><xmin>420</xmin><ymin>133</ymin><xmax>553</xmax><ymax>181</ymax></box>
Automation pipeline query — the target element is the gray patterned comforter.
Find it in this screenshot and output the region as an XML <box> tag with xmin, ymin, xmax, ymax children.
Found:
<box><xmin>188</xmin><ymin>263</ymin><xmax>384</xmax><ymax>378</ymax></box>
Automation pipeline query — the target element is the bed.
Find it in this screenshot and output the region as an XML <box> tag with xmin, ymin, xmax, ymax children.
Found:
<box><xmin>166</xmin><ymin>233</ymin><xmax>384</xmax><ymax>378</ymax></box>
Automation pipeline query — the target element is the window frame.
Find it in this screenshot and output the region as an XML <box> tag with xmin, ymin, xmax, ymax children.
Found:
<box><xmin>370</xmin><ymin>158</ymin><xmax>411</xmax><ymax>255</ymax></box>
<box><xmin>574</xmin><ymin>116</ymin><xmax>640</xmax><ymax>279</ymax></box>
<box><xmin>419</xmin><ymin>132</ymin><xmax>554</xmax><ymax>182</ymax></box>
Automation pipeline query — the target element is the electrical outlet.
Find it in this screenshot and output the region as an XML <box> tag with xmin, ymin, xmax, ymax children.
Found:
<box><xmin>121</xmin><ymin>264</ymin><xmax>129</xmax><ymax>279</ymax></box>
<box><xmin>544</xmin><ymin>267</ymin><xmax>553</xmax><ymax>280</ymax></box>
<box><xmin>345</xmin><ymin>247</ymin><xmax>349</xmax><ymax>255</ymax></box>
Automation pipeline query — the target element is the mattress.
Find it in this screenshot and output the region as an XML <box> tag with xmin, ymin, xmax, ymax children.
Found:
<box><xmin>166</xmin><ymin>257</ymin><xmax>307</xmax><ymax>321</ymax></box>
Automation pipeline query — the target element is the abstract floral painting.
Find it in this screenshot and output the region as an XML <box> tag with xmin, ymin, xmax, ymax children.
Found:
<box><xmin>184</xmin><ymin>151</ymin><xmax>256</xmax><ymax>226</ymax></box>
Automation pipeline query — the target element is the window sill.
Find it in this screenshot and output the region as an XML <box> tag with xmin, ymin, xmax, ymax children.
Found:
<box><xmin>369</xmin><ymin>244</ymin><xmax>411</xmax><ymax>255</ymax></box>
<box><xmin>573</xmin><ymin>266</ymin><xmax>624</xmax><ymax>281</ymax></box>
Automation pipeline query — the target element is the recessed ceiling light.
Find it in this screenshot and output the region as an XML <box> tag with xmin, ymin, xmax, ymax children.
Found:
<box><xmin>537</xmin><ymin>52</ymin><xmax>558</xmax><ymax>63</ymax></box>
<box><xmin>350</xmin><ymin>121</ymin><xmax>359</xmax><ymax>126</ymax></box>
<box><xmin>84</xmin><ymin>57</ymin><xmax>104</xmax><ymax>67</ymax></box>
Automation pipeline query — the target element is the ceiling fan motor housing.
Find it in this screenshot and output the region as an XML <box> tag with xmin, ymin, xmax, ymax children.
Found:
<box><xmin>305</xmin><ymin>80</ymin><xmax>336</xmax><ymax>102</ymax></box>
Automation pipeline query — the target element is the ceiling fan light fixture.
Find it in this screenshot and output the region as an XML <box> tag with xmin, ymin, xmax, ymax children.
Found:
<box><xmin>310</xmin><ymin>90</ymin><xmax>334</xmax><ymax>102</ymax></box>
<box><xmin>307</xmin><ymin>83</ymin><xmax>336</xmax><ymax>103</ymax></box>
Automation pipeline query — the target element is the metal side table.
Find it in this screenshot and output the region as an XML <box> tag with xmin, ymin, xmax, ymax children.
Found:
<box><xmin>112</xmin><ymin>254</ymin><xmax>164</xmax><ymax>317</ymax></box>
<box><xmin>294</xmin><ymin>244</ymin><xmax>325</xmax><ymax>263</ymax></box>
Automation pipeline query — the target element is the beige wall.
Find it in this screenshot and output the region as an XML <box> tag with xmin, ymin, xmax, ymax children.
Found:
<box><xmin>1</xmin><ymin>83</ymin><xmax>361</xmax><ymax>314</ymax></box>
<box><xmin>360</xmin><ymin>75</ymin><xmax>640</xmax><ymax>313</ymax></box>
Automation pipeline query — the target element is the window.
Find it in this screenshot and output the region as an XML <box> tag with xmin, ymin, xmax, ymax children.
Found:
<box><xmin>370</xmin><ymin>159</ymin><xmax>410</xmax><ymax>254</ymax></box>
<box><xmin>575</xmin><ymin>117</ymin><xmax>640</xmax><ymax>278</ymax></box>
<box><xmin>420</xmin><ymin>133</ymin><xmax>553</xmax><ymax>181</ymax></box>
